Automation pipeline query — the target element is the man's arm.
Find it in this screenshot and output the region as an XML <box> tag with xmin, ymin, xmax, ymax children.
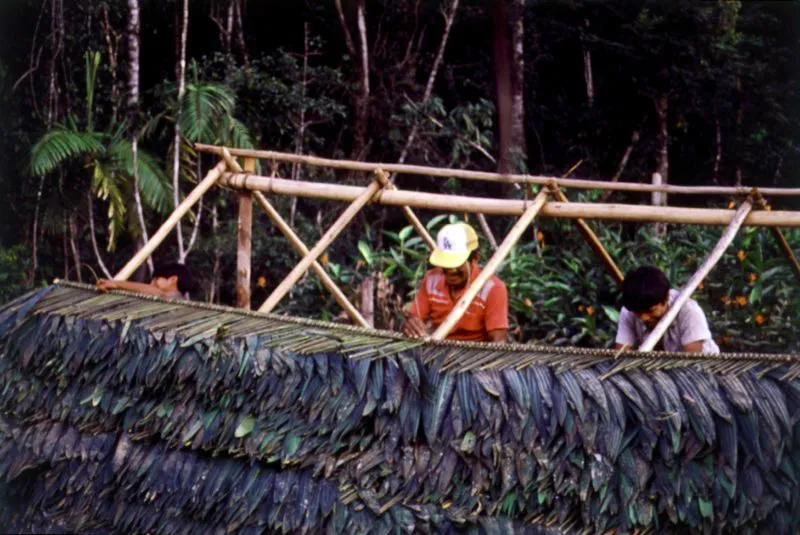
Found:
<box><xmin>401</xmin><ymin>275</ymin><xmax>431</xmax><ymax>338</ymax></box>
<box><xmin>97</xmin><ymin>279</ymin><xmax>173</xmax><ymax>298</ymax></box>
<box><xmin>682</xmin><ymin>340</ymin><xmax>705</xmax><ymax>353</ymax></box>
<box><xmin>487</xmin><ymin>329</ymin><xmax>508</xmax><ymax>343</ymax></box>
<box><xmin>615</xmin><ymin>308</ymin><xmax>638</xmax><ymax>349</ymax></box>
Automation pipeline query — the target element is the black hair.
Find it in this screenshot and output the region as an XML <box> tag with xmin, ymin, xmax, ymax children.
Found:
<box><xmin>622</xmin><ymin>266</ymin><xmax>670</xmax><ymax>312</ymax></box>
<box><xmin>152</xmin><ymin>263</ymin><xmax>194</xmax><ymax>294</ymax></box>
<box><xmin>468</xmin><ymin>250</ymin><xmax>480</xmax><ymax>262</ymax></box>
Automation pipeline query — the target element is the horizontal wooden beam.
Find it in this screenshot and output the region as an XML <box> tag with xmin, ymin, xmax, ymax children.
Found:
<box><xmin>197</xmin><ymin>143</ymin><xmax>800</xmax><ymax>197</ymax></box>
<box><xmin>218</xmin><ymin>172</ymin><xmax>800</xmax><ymax>227</ymax></box>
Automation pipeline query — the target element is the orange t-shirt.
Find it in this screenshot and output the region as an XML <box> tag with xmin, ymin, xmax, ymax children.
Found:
<box><xmin>408</xmin><ymin>266</ymin><xmax>509</xmax><ymax>341</ymax></box>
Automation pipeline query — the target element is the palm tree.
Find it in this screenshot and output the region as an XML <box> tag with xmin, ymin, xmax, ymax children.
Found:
<box><xmin>30</xmin><ymin>51</ymin><xmax>171</xmax><ymax>277</ymax></box>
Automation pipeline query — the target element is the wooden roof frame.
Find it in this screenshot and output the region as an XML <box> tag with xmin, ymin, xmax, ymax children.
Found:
<box><xmin>111</xmin><ymin>144</ymin><xmax>800</xmax><ymax>349</ymax></box>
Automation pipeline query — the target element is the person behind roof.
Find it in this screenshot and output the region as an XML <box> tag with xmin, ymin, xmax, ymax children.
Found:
<box><xmin>96</xmin><ymin>263</ymin><xmax>194</xmax><ymax>300</ymax></box>
<box><xmin>614</xmin><ymin>265</ymin><xmax>719</xmax><ymax>353</ymax></box>
<box><xmin>401</xmin><ymin>222</ymin><xmax>509</xmax><ymax>343</ymax></box>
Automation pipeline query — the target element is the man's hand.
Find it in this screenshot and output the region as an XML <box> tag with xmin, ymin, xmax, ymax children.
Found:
<box><xmin>401</xmin><ymin>316</ymin><xmax>428</xmax><ymax>338</ymax></box>
<box><xmin>96</xmin><ymin>279</ymin><xmax>119</xmax><ymax>292</ymax></box>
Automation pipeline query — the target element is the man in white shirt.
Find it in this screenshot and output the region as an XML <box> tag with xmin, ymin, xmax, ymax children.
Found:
<box><xmin>614</xmin><ymin>266</ymin><xmax>719</xmax><ymax>353</ymax></box>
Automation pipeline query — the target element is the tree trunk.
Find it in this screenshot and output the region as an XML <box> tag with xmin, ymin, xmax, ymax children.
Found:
<box><xmin>233</xmin><ymin>0</ymin><xmax>249</xmax><ymax>67</ymax></box>
<box><xmin>582</xmin><ymin>18</ymin><xmax>594</xmax><ymax>108</ymax></box>
<box><xmin>87</xmin><ymin>192</ymin><xmax>112</xmax><ymax>279</ymax></box>
<box><xmin>173</xmin><ymin>0</ymin><xmax>189</xmax><ymax>261</ymax></box>
<box><xmin>712</xmin><ymin>113</ymin><xmax>722</xmax><ymax>185</ymax></box>
<box><xmin>510</xmin><ymin>0</ymin><xmax>526</xmax><ymax>165</ymax></box>
<box><xmin>127</xmin><ymin>0</ymin><xmax>153</xmax><ymax>273</ymax></box>
<box><xmin>290</xmin><ymin>22</ymin><xmax>310</xmax><ymax>228</ymax></box>
<box><xmin>493</xmin><ymin>0</ymin><xmax>514</xmax><ymax>175</ymax></box>
<box><xmin>653</xmin><ymin>94</ymin><xmax>669</xmax><ymax>206</ymax></box>
<box><xmin>353</xmin><ymin>0</ymin><xmax>370</xmax><ymax>160</ymax></box>
<box><xmin>69</xmin><ymin>214</ymin><xmax>81</xmax><ymax>282</ymax></box>
<box><xmin>100</xmin><ymin>5</ymin><xmax>121</xmax><ymax>122</ymax></box>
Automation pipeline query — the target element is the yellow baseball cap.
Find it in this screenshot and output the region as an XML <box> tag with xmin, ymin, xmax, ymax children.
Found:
<box><xmin>429</xmin><ymin>223</ymin><xmax>478</xmax><ymax>268</ymax></box>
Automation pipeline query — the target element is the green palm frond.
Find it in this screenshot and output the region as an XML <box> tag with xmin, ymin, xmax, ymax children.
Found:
<box><xmin>226</xmin><ymin>117</ymin><xmax>256</xmax><ymax>150</ymax></box>
<box><xmin>181</xmin><ymin>83</ymin><xmax>236</xmax><ymax>143</ymax></box>
<box><xmin>91</xmin><ymin>162</ymin><xmax>126</xmax><ymax>251</ymax></box>
<box><xmin>30</xmin><ymin>127</ymin><xmax>104</xmax><ymax>176</ymax></box>
<box><xmin>108</xmin><ymin>141</ymin><xmax>172</xmax><ymax>214</ymax></box>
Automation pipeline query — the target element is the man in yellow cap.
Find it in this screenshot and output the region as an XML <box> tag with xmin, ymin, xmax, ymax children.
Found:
<box><xmin>401</xmin><ymin>222</ymin><xmax>508</xmax><ymax>342</ymax></box>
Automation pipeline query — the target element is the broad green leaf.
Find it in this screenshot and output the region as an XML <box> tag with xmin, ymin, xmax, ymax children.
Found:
<box><xmin>235</xmin><ymin>415</ymin><xmax>256</xmax><ymax>438</ymax></box>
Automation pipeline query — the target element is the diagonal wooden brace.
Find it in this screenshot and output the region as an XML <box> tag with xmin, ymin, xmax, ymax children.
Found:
<box><xmin>431</xmin><ymin>189</ymin><xmax>550</xmax><ymax>341</ymax></box>
<box><xmin>753</xmin><ymin>193</ymin><xmax>800</xmax><ymax>282</ymax></box>
<box><xmin>258</xmin><ymin>174</ymin><xmax>383</xmax><ymax>313</ymax></box>
<box><xmin>219</xmin><ymin>148</ymin><xmax>371</xmax><ymax>326</ymax></box>
<box><xmin>548</xmin><ymin>185</ymin><xmax>624</xmax><ymax>285</ymax></box>
<box><xmin>639</xmin><ymin>197</ymin><xmax>754</xmax><ymax>352</ymax></box>
<box><xmin>115</xmin><ymin>159</ymin><xmax>228</xmax><ymax>281</ymax></box>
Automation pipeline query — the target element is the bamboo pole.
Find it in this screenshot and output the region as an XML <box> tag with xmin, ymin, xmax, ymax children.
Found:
<box><xmin>219</xmin><ymin>172</ymin><xmax>800</xmax><ymax>227</ymax></box>
<box><xmin>550</xmin><ymin>186</ymin><xmax>624</xmax><ymax>285</ymax></box>
<box><xmin>431</xmin><ymin>190</ymin><xmax>549</xmax><ymax>341</ymax></box>
<box><xmin>253</xmin><ymin>191</ymin><xmax>370</xmax><ymax>327</ymax></box>
<box><xmin>114</xmin><ymin>160</ymin><xmax>227</xmax><ymax>280</ymax></box>
<box><xmin>753</xmin><ymin>195</ymin><xmax>800</xmax><ymax>282</ymax></box>
<box><xmin>374</xmin><ymin>168</ymin><xmax>436</xmax><ymax>249</ymax></box>
<box><xmin>639</xmin><ymin>198</ymin><xmax>754</xmax><ymax>352</ymax></box>
<box><xmin>196</xmin><ymin>144</ymin><xmax>800</xmax><ymax>197</ymax></box>
<box><xmin>235</xmin><ymin>156</ymin><xmax>255</xmax><ymax>308</ymax></box>
<box><xmin>258</xmin><ymin>175</ymin><xmax>383</xmax><ymax>313</ymax></box>
<box><xmin>219</xmin><ymin>148</ymin><xmax>371</xmax><ymax>326</ymax></box>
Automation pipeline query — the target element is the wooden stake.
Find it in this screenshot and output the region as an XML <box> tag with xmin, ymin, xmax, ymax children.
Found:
<box><xmin>252</xmin><ymin>190</ymin><xmax>370</xmax><ymax>328</ymax></box>
<box><xmin>258</xmin><ymin>176</ymin><xmax>383</xmax><ymax>313</ymax></box>
<box><xmin>218</xmin><ymin>172</ymin><xmax>800</xmax><ymax>227</ymax></box>
<box><xmin>374</xmin><ymin>169</ymin><xmax>436</xmax><ymax>249</ymax></box>
<box><xmin>431</xmin><ymin>189</ymin><xmax>549</xmax><ymax>341</ymax></box>
<box><xmin>196</xmin><ymin>144</ymin><xmax>800</xmax><ymax>197</ymax></box>
<box><xmin>114</xmin><ymin>160</ymin><xmax>227</xmax><ymax>280</ymax></box>
<box><xmin>639</xmin><ymin>198</ymin><xmax>754</xmax><ymax>352</ymax></box>
<box><xmin>235</xmin><ymin>156</ymin><xmax>255</xmax><ymax>308</ymax></box>
<box><xmin>549</xmin><ymin>187</ymin><xmax>624</xmax><ymax>285</ymax></box>
<box><xmin>770</xmin><ymin>227</ymin><xmax>800</xmax><ymax>282</ymax></box>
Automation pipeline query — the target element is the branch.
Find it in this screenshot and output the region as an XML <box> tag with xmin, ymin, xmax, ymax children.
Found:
<box><xmin>334</xmin><ymin>0</ymin><xmax>356</xmax><ymax>56</ymax></box>
<box><xmin>87</xmin><ymin>191</ymin><xmax>113</xmax><ymax>279</ymax></box>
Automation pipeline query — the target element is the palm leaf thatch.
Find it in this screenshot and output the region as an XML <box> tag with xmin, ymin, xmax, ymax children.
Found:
<box><xmin>1</xmin><ymin>282</ymin><xmax>799</xmax><ymax>534</ymax></box>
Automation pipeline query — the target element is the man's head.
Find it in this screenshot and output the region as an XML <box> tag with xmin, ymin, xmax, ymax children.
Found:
<box><xmin>429</xmin><ymin>223</ymin><xmax>479</xmax><ymax>289</ymax></box>
<box><xmin>622</xmin><ymin>266</ymin><xmax>670</xmax><ymax>328</ymax></box>
<box><xmin>151</xmin><ymin>263</ymin><xmax>193</xmax><ymax>295</ymax></box>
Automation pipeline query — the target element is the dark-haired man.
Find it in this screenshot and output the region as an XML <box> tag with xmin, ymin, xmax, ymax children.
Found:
<box><xmin>615</xmin><ymin>266</ymin><xmax>719</xmax><ymax>353</ymax></box>
<box><xmin>97</xmin><ymin>263</ymin><xmax>193</xmax><ymax>299</ymax></box>
<box><xmin>401</xmin><ymin>223</ymin><xmax>508</xmax><ymax>343</ymax></box>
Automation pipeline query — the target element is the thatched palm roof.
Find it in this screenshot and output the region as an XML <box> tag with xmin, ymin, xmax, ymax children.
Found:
<box><xmin>1</xmin><ymin>282</ymin><xmax>798</xmax><ymax>533</ymax></box>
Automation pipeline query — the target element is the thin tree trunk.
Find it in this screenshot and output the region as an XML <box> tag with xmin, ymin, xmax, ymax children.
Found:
<box><xmin>69</xmin><ymin>214</ymin><xmax>81</xmax><ymax>282</ymax></box>
<box><xmin>582</xmin><ymin>19</ymin><xmax>594</xmax><ymax>108</ymax></box>
<box><xmin>173</xmin><ymin>0</ymin><xmax>189</xmax><ymax>261</ymax></box>
<box><xmin>334</xmin><ymin>0</ymin><xmax>356</xmax><ymax>57</ymax></box>
<box><xmin>353</xmin><ymin>0</ymin><xmax>370</xmax><ymax>160</ymax></box>
<box><xmin>290</xmin><ymin>22</ymin><xmax>310</xmax><ymax>228</ymax></box>
<box><xmin>209</xmin><ymin>203</ymin><xmax>221</xmax><ymax>303</ymax></box>
<box><xmin>653</xmin><ymin>94</ymin><xmax>669</xmax><ymax>206</ymax></box>
<box><xmin>182</xmin><ymin>158</ymin><xmax>205</xmax><ymax>261</ymax></box>
<box><xmin>712</xmin><ymin>113</ymin><xmax>722</xmax><ymax>185</ymax></box>
<box><xmin>492</xmin><ymin>0</ymin><xmax>515</xmax><ymax>175</ymax></box>
<box><xmin>734</xmin><ymin>72</ymin><xmax>743</xmax><ymax>186</ymax></box>
<box><xmin>100</xmin><ymin>5</ymin><xmax>121</xmax><ymax>121</ymax></box>
<box><xmin>510</xmin><ymin>0</ymin><xmax>526</xmax><ymax>166</ymax></box>
<box><xmin>87</xmin><ymin>192</ymin><xmax>112</xmax><ymax>279</ymax></box>
<box><xmin>233</xmin><ymin>0</ymin><xmax>249</xmax><ymax>67</ymax></box>
<box><xmin>127</xmin><ymin>0</ymin><xmax>153</xmax><ymax>273</ymax></box>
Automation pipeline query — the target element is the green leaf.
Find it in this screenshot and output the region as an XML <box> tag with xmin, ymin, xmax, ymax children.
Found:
<box><xmin>698</xmin><ymin>497</ymin><xmax>713</xmax><ymax>518</ymax></box>
<box><xmin>235</xmin><ymin>415</ymin><xmax>256</xmax><ymax>438</ymax></box>
<box><xmin>357</xmin><ymin>240</ymin><xmax>373</xmax><ymax>266</ymax></box>
<box><xmin>602</xmin><ymin>305</ymin><xmax>620</xmax><ymax>323</ymax></box>
<box><xmin>749</xmin><ymin>280</ymin><xmax>763</xmax><ymax>305</ymax></box>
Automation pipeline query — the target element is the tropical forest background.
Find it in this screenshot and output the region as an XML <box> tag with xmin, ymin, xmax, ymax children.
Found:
<box><xmin>0</xmin><ymin>0</ymin><xmax>798</xmax><ymax>351</ymax></box>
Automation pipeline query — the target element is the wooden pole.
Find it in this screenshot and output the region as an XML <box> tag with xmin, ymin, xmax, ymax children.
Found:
<box><xmin>196</xmin><ymin>144</ymin><xmax>800</xmax><ymax>197</ymax></box>
<box><xmin>114</xmin><ymin>160</ymin><xmax>227</xmax><ymax>280</ymax></box>
<box><xmin>218</xmin><ymin>172</ymin><xmax>800</xmax><ymax>227</ymax></box>
<box><xmin>753</xmin><ymin>194</ymin><xmax>800</xmax><ymax>282</ymax></box>
<box><xmin>374</xmin><ymin>169</ymin><xmax>436</xmax><ymax>249</ymax></box>
<box><xmin>431</xmin><ymin>189</ymin><xmax>549</xmax><ymax>341</ymax></box>
<box><xmin>639</xmin><ymin>198</ymin><xmax>754</xmax><ymax>352</ymax></box>
<box><xmin>770</xmin><ymin>227</ymin><xmax>800</xmax><ymax>282</ymax></box>
<box><xmin>258</xmin><ymin>176</ymin><xmax>383</xmax><ymax>313</ymax></box>
<box><xmin>235</xmin><ymin>156</ymin><xmax>255</xmax><ymax>308</ymax></box>
<box><xmin>219</xmin><ymin>148</ymin><xmax>371</xmax><ymax>326</ymax></box>
<box><xmin>550</xmin><ymin>186</ymin><xmax>624</xmax><ymax>285</ymax></box>
<box><xmin>252</xmin><ymin>191</ymin><xmax>371</xmax><ymax>328</ymax></box>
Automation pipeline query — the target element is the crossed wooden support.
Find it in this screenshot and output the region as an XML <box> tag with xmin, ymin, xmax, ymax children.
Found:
<box><xmin>110</xmin><ymin>146</ymin><xmax>800</xmax><ymax>350</ymax></box>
